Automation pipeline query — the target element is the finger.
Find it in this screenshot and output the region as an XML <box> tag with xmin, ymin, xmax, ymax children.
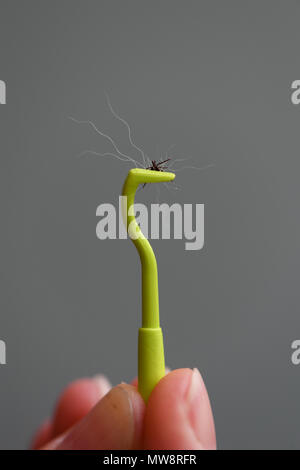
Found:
<box><xmin>30</xmin><ymin>375</ymin><xmax>111</xmax><ymax>449</ymax></box>
<box><xmin>43</xmin><ymin>384</ymin><xmax>146</xmax><ymax>450</ymax></box>
<box><xmin>143</xmin><ymin>368</ymin><xmax>216</xmax><ymax>450</ymax></box>
<box><xmin>32</xmin><ymin>375</ymin><xmax>112</xmax><ymax>448</ymax></box>
<box><xmin>31</xmin><ymin>419</ymin><xmax>53</xmax><ymax>450</ymax></box>
<box><xmin>51</xmin><ymin>376</ymin><xmax>111</xmax><ymax>437</ymax></box>
<box><xmin>131</xmin><ymin>377</ymin><xmax>138</xmax><ymax>388</ymax></box>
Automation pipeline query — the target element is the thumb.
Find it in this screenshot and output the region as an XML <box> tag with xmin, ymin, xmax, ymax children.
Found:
<box><xmin>43</xmin><ymin>384</ymin><xmax>145</xmax><ymax>450</ymax></box>
<box><xmin>143</xmin><ymin>368</ymin><xmax>216</xmax><ymax>450</ymax></box>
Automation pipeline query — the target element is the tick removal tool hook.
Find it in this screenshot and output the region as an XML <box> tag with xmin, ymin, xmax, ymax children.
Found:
<box><xmin>122</xmin><ymin>168</ymin><xmax>176</xmax><ymax>402</ymax></box>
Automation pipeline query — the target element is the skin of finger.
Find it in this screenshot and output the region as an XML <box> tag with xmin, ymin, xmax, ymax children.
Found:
<box><xmin>52</xmin><ymin>377</ymin><xmax>111</xmax><ymax>437</ymax></box>
<box><xmin>143</xmin><ymin>368</ymin><xmax>216</xmax><ymax>450</ymax></box>
<box><xmin>32</xmin><ymin>376</ymin><xmax>111</xmax><ymax>448</ymax></box>
<box><xmin>44</xmin><ymin>384</ymin><xmax>146</xmax><ymax>450</ymax></box>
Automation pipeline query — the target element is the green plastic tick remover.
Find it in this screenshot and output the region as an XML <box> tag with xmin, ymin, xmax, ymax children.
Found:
<box><xmin>122</xmin><ymin>169</ymin><xmax>176</xmax><ymax>402</ymax></box>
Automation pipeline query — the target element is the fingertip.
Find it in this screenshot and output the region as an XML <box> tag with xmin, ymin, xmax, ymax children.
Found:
<box><xmin>143</xmin><ymin>368</ymin><xmax>216</xmax><ymax>450</ymax></box>
<box><xmin>52</xmin><ymin>376</ymin><xmax>112</xmax><ymax>437</ymax></box>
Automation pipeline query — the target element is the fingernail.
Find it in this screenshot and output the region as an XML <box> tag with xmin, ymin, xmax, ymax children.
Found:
<box><xmin>185</xmin><ymin>368</ymin><xmax>216</xmax><ymax>450</ymax></box>
<box><xmin>92</xmin><ymin>374</ymin><xmax>111</xmax><ymax>397</ymax></box>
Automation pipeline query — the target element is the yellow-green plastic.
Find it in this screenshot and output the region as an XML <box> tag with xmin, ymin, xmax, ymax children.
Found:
<box><xmin>122</xmin><ymin>168</ymin><xmax>176</xmax><ymax>402</ymax></box>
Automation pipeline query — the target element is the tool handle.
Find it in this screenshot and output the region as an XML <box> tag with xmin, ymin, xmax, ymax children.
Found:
<box><xmin>138</xmin><ymin>327</ymin><xmax>165</xmax><ymax>402</ymax></box>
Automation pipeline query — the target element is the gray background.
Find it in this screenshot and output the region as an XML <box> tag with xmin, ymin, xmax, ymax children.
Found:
<box><xmin>0</xmin><ymin>0</ymin><xmax>299</xmax><ymax>449</ymax></box>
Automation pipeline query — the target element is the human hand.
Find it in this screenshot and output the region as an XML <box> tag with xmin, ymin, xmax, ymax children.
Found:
<box><xmin>31</xmin><ymin>368</ymin><xmax>216</xmax><ymax>450</ymax></box>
